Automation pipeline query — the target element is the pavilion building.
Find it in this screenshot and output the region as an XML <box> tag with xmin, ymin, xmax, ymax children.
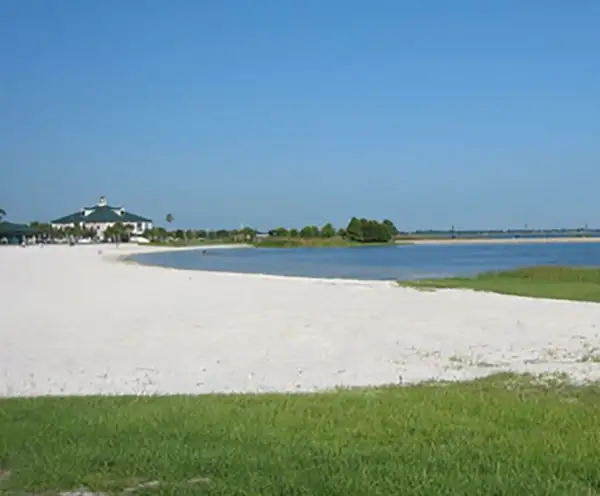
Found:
<box><xmin>51</xmin><ymin>196</ymin><xmax>153</xmax><ymax>240</ymax></box>
<box><xmin>0</xmin><ymin>221</ymin><xmax>40</xmax><ymax>244</ymax></box>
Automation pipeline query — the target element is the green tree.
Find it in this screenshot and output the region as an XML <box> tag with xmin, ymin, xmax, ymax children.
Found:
<box><xmin>104</xmin><ymin>225</ymin><xmax>115</xmax><ymax>241</ymax></box>
<box><xmin>84</xmin><ymin>226</ymin><xmax>97</xmax><ymax>240</ymax></box>
<box><xmin>64</xmin><ymin>224</ymin><xmax>83</xmax><ymax>240</ymax></box>
<box><xmin>382</xmin><ymin>219</ymin><xmax>398</xmax><ymax>238</ymax></box>
<box><xmin>321</xmin><ymin>223</ymin><xmax>336</xmax><ymax>238</ymax></box>
<box><xmin>345</xmin><ymin>218</ymin><xmax>393</xmax><ymax>243</ymax></box>
<box><xmin>165</xmin><ymin>213</ymin><xmax>174</xmax><ymax>225</ymax></box>
<box><xmin>269</xmin><ymin>227</ymin><xmax>289</xmax><ymax>237</ymax></box>
<box><xmin>30</xmin><ymin>221</ymin><xmax>56</xmax><ymax>240</ymax></box>
<box><xmin>368</xmin><ymin>220</ymin><xmax>394</xmax><ymax>242</ymax></box>
<box><xmin>114</xmin><ymin>222</ymin><xmax>126</xmax><ymax>241</ymax></box>
<box><xmin>123</xmin><ymin>224</ymin><xmax>134</xmax><ymax>241</ymax></box>
<box><xmin>360</xmin><ymin>220</ymin><xmax>376</xmax><ymax>242</ymax></box>
<box><xmin>300</xmin><ymin>225</ymin><xmax>320</xmax><ymax>238</ymax></box>
<box><xmin>144</xmin><ymin>227</ymin><xmax>168</xmax><ymax>241</ymax></box>
<box><xmin>289</xmin><ymin>228</ymin><xmax>299</xmax><ymax>237</ymax></box>
<box><xmin>345</xmin><ymin>217</ymin><xmax>363</xmax><ymax>242</ymax></box>
<box><xmin>105</xmin><ymin>222</ymin><xmax>127</xmax><ymax>243</ymax></box>
<box><xmin>0</xmin><ymin>208</ymin><xmax>5</xmax><ymax>221</ymax></box>
<box><xmin>71</xmin><ymin>224</ymin><xmax>84</xmax><ymax>239</ymax></box>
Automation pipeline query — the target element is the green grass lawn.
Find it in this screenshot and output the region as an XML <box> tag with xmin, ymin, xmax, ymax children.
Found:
<box><xmin>398</xmin><ymin>266</ymin><xmax>600</xmax><ymax>303</ymax></box>
<box><xmin>2</xmin><ymin>374</ymin><xmax>600</xmax><ymax>495</ymax></box>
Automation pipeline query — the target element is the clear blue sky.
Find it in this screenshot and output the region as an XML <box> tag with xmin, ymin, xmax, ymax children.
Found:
<box><xmin>1</xmin><ymin>1</ymin><xmax>598</xmax><ymax>231</ymax></box>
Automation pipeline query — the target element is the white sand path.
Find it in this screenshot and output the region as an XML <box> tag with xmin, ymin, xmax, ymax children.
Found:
<box><xmin>1</xmin><ymin>244</ymin><xmax>600</xmax><ymax>397</ymax></box>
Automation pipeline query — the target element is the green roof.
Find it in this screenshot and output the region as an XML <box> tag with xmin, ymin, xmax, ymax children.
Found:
<box><xmin>52</xmin><ymin>204</ymin><xmax>152</xmax><ymax>224</ymax></box>
<box><xmin>0</xmin><ymin>221</ymin><xmax>37</xmax><ymax>235</ymax></box>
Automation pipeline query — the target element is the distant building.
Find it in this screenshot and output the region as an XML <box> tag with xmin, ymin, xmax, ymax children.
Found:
<box><xmin>51</xmin><ymin>196</ymin><xmax>153</xmax><ymax>240</ymax></box>
<box><xmin>0</xmin><ymin>221</ymin><xmax>40</xmax><ymax>244</ymax></box>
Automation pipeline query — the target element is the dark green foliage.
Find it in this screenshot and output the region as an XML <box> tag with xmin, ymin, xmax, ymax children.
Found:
<box><xmin>143</xmin><ymin>227</ymin><xmax>168</xmax><ymax>240</ymax></box>
<box><xmin>104</xmin><ymin>222</ymin><xmax>132</xmax><ymax>242</ymax></box>
<box><xmin>345</xmin><ymin>217</ymin><xmax>394</xmax><ymax>243</ymax></box>
<box><xmin>260</xmin><ymin>218</ymin><xmax>397</xmax><ymax>246</ymax></box>
<box><xmin>145</xmin><ymin>225</ymin><xmax>262</xmax><ymax>246</ymax></box>
<box><xmin>345</xmin><ymin>217</ymin><xmax>363</xmax><ymax>241</ymax></box>
<box><xmin>268</xmin><ymin>227</ymin><xmax>289</xmax><ymax>237</ymax></box>
<box><xmin>300</xmin><ymin>225</ymin><xmax>320</xmax><ymax>238</ymax></box>
<box><xmin>382</xmin><ymin>219</ymin><xmax>399</xmax><ymax>236</ymax></box>
<box><xmin>321</xmin><ymin>222</ymin><xmax>336</xmax><ymax>238</ymax></box>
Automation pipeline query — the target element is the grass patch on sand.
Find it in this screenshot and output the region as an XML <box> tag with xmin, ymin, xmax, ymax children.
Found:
<box><xmin>2</xmin><ymin>374</ymin><xmax>600</xmax><ymax>494</ymax></box>
<box><xmin>254</xmin><ymin>236</ymin><xmax>392</xmax><ymax>248</ymax></box>
<box><xmin>398</xmin><ymin>266</ymin><xmax>600</xmax><ymax>302</ymax></box>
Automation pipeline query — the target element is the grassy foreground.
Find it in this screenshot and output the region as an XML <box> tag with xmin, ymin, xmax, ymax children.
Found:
<box><xmin>398</xmin><ymin>266</ymin><xmax>600</xmax><ymax>302</ymax></box>
<box><xmin>2</xmin><ymin>374</ymin><xmax>600</xmax><ymax>494</ymax></box>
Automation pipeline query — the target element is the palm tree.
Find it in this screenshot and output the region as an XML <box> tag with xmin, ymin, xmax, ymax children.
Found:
<box><xmin>30</xmin><ymin>221</ymin><xmax>55</xmax><ymax>241</ymax></box>
<box><xmin>165</xmin><ymin>213</ymin><xmax>174</xmax><ymax>225</ymax></box>
<box><xmin>104</xmin><ymin>222</ymin><xmax>126</xmax><ymax>245</ymax></box>
<box><xmin>103</xmin><ymin>224</ymin><xmax>115</xmax><ymax>242</ymax></box>
<box><xmin>113</xmin><ymin>222</ymin><xmax>126</xmax><ymax>240</ymax></box>
<box><xmin>123</xmin><ymin>223</ymin><xmax>134</xmax><ymax>241</ymax></box>
<box><xmin>0</xmin><ymin>208</ymin><xmax>5</xmax><ymax>221</ymax></box>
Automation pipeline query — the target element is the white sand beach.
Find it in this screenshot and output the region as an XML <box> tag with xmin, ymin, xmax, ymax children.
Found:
<box><xmin>1</xmin><ymin>244</ymin><xmax>600</xmax><ymax>397</ymax></box>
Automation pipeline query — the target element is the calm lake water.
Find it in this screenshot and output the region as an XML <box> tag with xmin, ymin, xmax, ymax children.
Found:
<box><xmin>132</xmin><ymin>242</ymin><xmax>600</xmax><ymax>281</ymax></box>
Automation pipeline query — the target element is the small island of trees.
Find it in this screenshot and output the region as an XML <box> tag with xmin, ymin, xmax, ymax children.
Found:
<box><xmin>255</xmin><ymin>218</ymin><xmax>399</xmax><ymax>247</ymax></box>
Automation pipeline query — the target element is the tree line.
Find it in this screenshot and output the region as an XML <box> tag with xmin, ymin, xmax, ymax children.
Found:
<box><xmin>268</xmin><ymin>218</ymin><xmax>399</xmax><ymax>243</ymax></box>
<box><xmin>27</xmin><ymin>222</ymin><xmax>136</xmax><ymax>242</ymax></box>
<box><xmin>20</xmin><ymin>214</ymin><xmax>398</xmax><ymax>245</ymax></box>
<box><xmin>154</xmin><ymin>213</ymin><xmax>398</xmax><ymax>243</ymax></box>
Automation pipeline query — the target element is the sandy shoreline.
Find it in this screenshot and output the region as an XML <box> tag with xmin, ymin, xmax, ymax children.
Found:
<box><xmin>406</xmin><ymin>236</ymin><xmax>600</xmax><ymax>245</ymax></box>
<box><xmin>1</xmin><ymin>243</ymin><xmax>600</xmax><ymax>397</ymax></box>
